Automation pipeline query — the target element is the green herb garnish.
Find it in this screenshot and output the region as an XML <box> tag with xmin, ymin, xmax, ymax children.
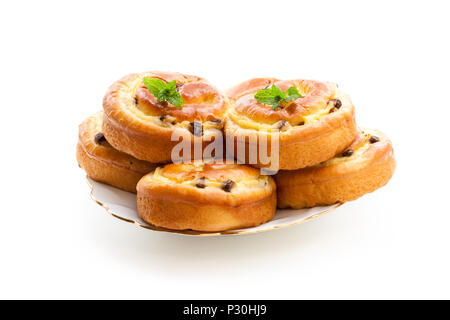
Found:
<box><xmin>143</xmin><ymin>77</ymin><xmax>183</xmax><ymax>107</ymax></box>
<box><xmin>254</xmin><ymin>85</ymin><xmax>302</xmax><ymax>110</ymax></box>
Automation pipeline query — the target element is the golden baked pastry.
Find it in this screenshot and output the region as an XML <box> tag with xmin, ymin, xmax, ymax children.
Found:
<box><xmin>103</xmin><ymin>71</ymin><xmax>227</xmax><ymax>163</ymax></box>
<box><xmin>76</xmin><ymin>112</ymin><xmax>158</xmax><ymax>193</ymax></box>
<box><xmin>275</xmin><ymin>128</ymin><xmax>395</xmax><ymax>208</ymax></box>
<box><xmin>137</xmin><ymin>162</ymin><xmax>277</xmax><ymax>231</ymax></box>
<box><xmin>225</xmin><ymin>78</ymin><xmax>358</xmax><ymax>170</ymax></box>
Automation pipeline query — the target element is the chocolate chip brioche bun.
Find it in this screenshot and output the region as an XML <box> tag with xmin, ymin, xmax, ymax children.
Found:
<box><xmin>76</xmin><ymin>112</ymin><xmax>158</xmax><ymax>193</ymax></box>
<box><xmin>103</xmin><ymin>71</ymin><xmax>227</xmax><ymax>163</ymax></box>
<box><xmin>225</xmin><ymin>78</ymin><xmax>358</xmax><ymax>170</ymax></box>
<box><xmin>275</xmin><ymin>128</ymin><xmax>395</xmax><ymax>209</ymax></box>
<box><xmin>137</xmin><ymin>161</ymin><xmax>277</xmax><ymax>232</ymax></box>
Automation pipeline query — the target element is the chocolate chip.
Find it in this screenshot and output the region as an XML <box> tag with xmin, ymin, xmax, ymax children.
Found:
<box><xmin>332</xmin><ymin>99</ymin><xmax>342</xmax><ymax>109</ymax></box>
<box><xmin>222</xmin><ymin>180</ymin><xmax>235</xmax><ymax>192</ymax></box>
<box><xmin>94</xmin><ymin>132</ymin><xmax>106</xmax><ymax>144</ymax></box>
<box><xmin>207</xmin><ymin>118</ymin><xmax>224</xmax><ymax>130</ymax></box>
<box><xmin>298</xmin><ymin>121</ymin><xmax>305</xmax><ymax>126</ymax></box>
<box><xmin>341</xmin><ymin>149</ymin><xmax>354</xmax><ymax>157</ymax></box>
<box><xmin>160</xmin><ymin>114</ymin><xmax>176</xmax><ymax>125</ymax></box>
<box><xmin>328</xmin><ymin>99</ymin><xmax>342</xmax><ymax>113</ymax></box>
<box><xmin>195</xmin><ymin>177</ymin><xmax>206</xmax><ymax>189</ymax></box>
<box><xmin>189</xmin><ymin>121</ymin><xmax>203</xmax><ymax>137</ymax></box>
<box><xmin>277</xmin><ymin>120</ymin><xmax>287</xmax><ymax>130</ymax></box>
<box><xmin>369</xmin><ymin>135</ymin><xmax>380</xmax><ymax>144</ymax></box>
<box><xmin>134</xmin><ymin>97</ymin><xmax>138</xmax><ymax>105</ymax></box>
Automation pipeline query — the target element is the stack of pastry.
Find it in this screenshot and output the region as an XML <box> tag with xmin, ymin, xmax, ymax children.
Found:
<box><xmin>77</xmin><ymin>71</ymin><xmax>395</xmax><ymax>232</ymax></box>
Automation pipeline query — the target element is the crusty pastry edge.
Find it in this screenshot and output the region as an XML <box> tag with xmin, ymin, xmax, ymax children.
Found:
<box><xmin>77</xmin><ymin>112</ymin><xmax>157</xmax><ymax>193</ymax></box>
<box><xmin>224</xmin><ymin>90</ymin><xmax>358</xmax><ymax>170</ymax></box>
<box><xmin>275</xmin><ymin>128</ymin><xmax>396</xmax><ymax>208</ymax></box>
<box><xmin>136</xmin><ymin>172</ymin><xmax>277</xmax><ymax>232</ymax></box>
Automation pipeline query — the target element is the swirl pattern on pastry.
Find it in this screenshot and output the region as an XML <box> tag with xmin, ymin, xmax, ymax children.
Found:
<box><xmin>103</xmin><ymin>71</ymin><xmax>227</xmax><ymax>163</ymax></box>
<box><xmin>137</xmin><ymin>161</ymin><xmax>277</xmax><ymax>231</ymax></box>
<box><xmin>76</xmin><ymin>112</ymin><xmax>158</xmax><ymax>193</ymax></box>
<box><xmin>225</xmin><ymin>78</ymin><xmax>358</xmax><ymax>170</ymax></box>
<box><xmin>274</xmin><ymin>128</ymin><xmax>396</xmax><ymax>208</ymax></box>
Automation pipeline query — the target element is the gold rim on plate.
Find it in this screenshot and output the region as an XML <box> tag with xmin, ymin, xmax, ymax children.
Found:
<box><xmin>86</xmin><ymin>177</ymin><xmax>343</xmax><ymax>236</ymax></box>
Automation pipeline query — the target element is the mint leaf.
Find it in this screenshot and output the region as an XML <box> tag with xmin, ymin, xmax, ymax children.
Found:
<box><xmin>254</xmin><ymin>85</ymin><xmax>287</xmax><ymax>110</ymax></box>
<box><xmin>254</xmin><ymin>87</ymin><xmax>278</xmax><ymax>105</ymax></box>
<box><xmin>166</xmin><ymin>80</ymin><xmax>177</xmax><ymax>91</ymax></box>
<box><xmin>143</xmin><ymin>77</ymin><xmax>184</xmax><ymax>107</ymax></box>
<box><xmin>143</xmin><ymin>77</ymin><xmax>166</xmax><ymax>96</ymax></box>
<box><xmin>285</xmin><ymin>86</ymin><xmax>302</xmax><ymax>102</ymax></box>
<box><xmin>254</xmin><ymin>85</ymin><xmax>301</xmax><ymax>110</ymax></box>
<box><xmin>271</xmin><ymin>85</ymin><xmax>287</xmax><ymax>100</ymax></box>
<box><xmin>167</xmin><ymin>94</ymin><xmax>183</xmax><ymax>108</ymax></box>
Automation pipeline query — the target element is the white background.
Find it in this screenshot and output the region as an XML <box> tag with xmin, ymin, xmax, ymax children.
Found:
<box><xmin>1</xmin><ymin>0</ymin><xmax>449</xmax><ymax>299</ymax></box>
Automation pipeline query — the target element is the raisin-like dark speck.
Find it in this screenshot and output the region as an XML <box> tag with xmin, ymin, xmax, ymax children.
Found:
<box><xmin>222</xmin><ymin>180</ymin><xmax>235</xmax><ymax>192</ymax></box>
<box><xmin>341</xmin><ymin>149</ymin><xmax>354</xmax><ymax>157</ymax></box>
<box><xmin>195</xmin><ymin>177</ymin><xmax>206</xmax><ymax>189</ymax></box>
<box><xmin>189</xmin><ymin>121</ymin><xmax>203</xmax><ymax>137</ymax></box>
<box><xmin>332</xmin><ymin>99</ymin><xmax>342</xmax><ymax>109</ymax></box>
<box><xmin>369</xmin><ymin>136</ymin><xmax>380</xmax><ymax>144</ymax></box>
<box><xmin>94</xmin><ymin>132</ymin><xmax>106</xmax><ymax>144</ymax></box>
<box><xmin>277</xmin><ymin>120</ymin><xmax>287</xmax><ymax>129</ymax></box>
<box><xmin>176</xmin><ymin>82</ymin><xmax>184</xmax><ymax>91</ymax></box>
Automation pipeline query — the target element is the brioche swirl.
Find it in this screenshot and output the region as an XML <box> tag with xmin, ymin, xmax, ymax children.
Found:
<box><xmin>225</xmin><ymin>77</ymin><xmax>358</xmax><ymax>170</ymax></box>
<box><xmin>137</xmin><ymin>161</ymin><xmax>277</xmax><ymax>231</ymax></box>
<box><xmin>103</xmin><ymin>71</ymin><xmax>227</xmax><ymax>163</ymax></box>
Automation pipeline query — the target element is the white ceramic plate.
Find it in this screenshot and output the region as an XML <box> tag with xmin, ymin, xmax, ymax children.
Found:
<box><xmin>87</xmin><ymin>177</ymin><xmax>342</xmax><ymax>236</ymax></box>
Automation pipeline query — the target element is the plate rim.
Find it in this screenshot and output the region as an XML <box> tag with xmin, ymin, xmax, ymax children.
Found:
<box><xmin>86</xmin><ymin>177</ymin><xmax>343</xmax><ymax>237</ymax></box>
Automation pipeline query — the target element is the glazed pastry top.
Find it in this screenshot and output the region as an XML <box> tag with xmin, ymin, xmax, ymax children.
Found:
<box><xmin>110</xmin><ymin>71</ymin><xmax>225</xmax><ymax>126</ymax></box>
<box><xmin>135</xmin><ymin>71</ymin><xmax>226</xmax><ymax>123</ymax></box>
<box><xmin>150</xmin><ymin>161</ymin><xmax>270</xmax><ymax>192</ymax></box>
<box><xmin>317</xmin><ymin>128</ymin><xmax>383</xmax><ymax>167</ymax></box>
<box><xmin>103</xmin><ymin>71</ymin><xmax>228</xmax><ymax>138</ymax></box>
<box><xmin>226</xmin><ymin>77</ymin><xmax>350</xmax><ymax>131</ymax></box>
